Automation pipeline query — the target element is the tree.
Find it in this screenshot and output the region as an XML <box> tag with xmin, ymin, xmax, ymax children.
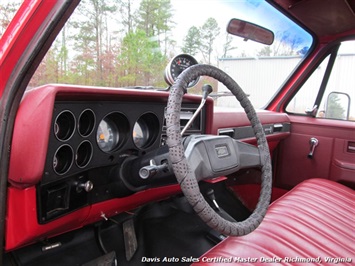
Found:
<box><xmin>117</xmin><ymin>0</ymin><xmax>134</xmax><ymax>34</ymax></box>
<box><xmin>136</xmin><ymin>0</ymin><xmax>174</xmax><ymax>55</ymax></box>
<box><xmin>73</xmin><ymin>0</ymin><xmax>117</xmax><ymax>85</ymax></box>
<box><xmin>118</xmin><ymin>30</ymin><xmax>165</xmax><ymax>86</ymax></box>
<box><xmin>199</xmin><ymin>17</ymin><xmax>220</xmax><ymax>64</ymax></box>
<box><xmin>257</xmin><ymin>46</ymin><xmax>272</xmax><ymax>57</ymax></box>
<box><xmin>182</xmin><ymin>26</ymin><xmax>200</xmax><ymax>56</ymax></box>
<box><xmin>272</xmin><ymin>31</ymin><xmax>304</xmax><ymax>56</ymax></box>
<box><xmin>326</xmin><ymin>93</ymin><xmax>346</xmax><ymax>119</ymax></box>
<box><xmin>0</xmin><ymin>2</ymin><xmax>20</xmax><ymax>35</ymax></box>
<box><xmin>29</xmin><ymin>44</ymin><xmax>60</xmax><ymax>86</ymax></box>
<box><xmin>71</xmin><ymin>21</ymin><xmax>96</xmax><ymax>85</ymax></box>
<box><xmin>58</xmin><ymin>26</ymin><xmax>69</xmax><ymax>80</ymax></box>
<box><xmin>222</xmin><ymin>33</ymin><xmax>237</xmax><ymax>58</ymax></box>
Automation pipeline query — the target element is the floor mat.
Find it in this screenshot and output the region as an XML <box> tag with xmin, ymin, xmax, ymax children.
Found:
<box><xmin>142</xmin><ymin>210</ymin><xmax>215</xmax><ymax>265</ymax></box>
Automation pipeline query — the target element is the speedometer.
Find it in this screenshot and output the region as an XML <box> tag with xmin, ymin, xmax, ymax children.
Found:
<box><xmin>96</xmin><ymin>112</ymin><xmax>129</xmax><ymax>153</ymax></box>
<box><xmin>96</xmin><ymin>118</ymin><xmax>119</xmax><ymax>152</ymax></box>
<box><xmin>164</xmin><ymin>54</ymin><xmax>199</xmax><ymax>87</ymax></box>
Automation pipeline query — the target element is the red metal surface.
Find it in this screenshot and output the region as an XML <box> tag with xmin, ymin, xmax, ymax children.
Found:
<box><xmin>0</xmin><ymin>0</ymin><xmax>57</xmax><ymax>97</ymax></box>
<box><xmin>5</xmin><ymin>184</ymin><xmax>181</xmax><ymax>251</ymax></box>
<box><xmin>5</xmin><ymin>186</ymin><xmax>89</xmax><ymax>251</ymax></box>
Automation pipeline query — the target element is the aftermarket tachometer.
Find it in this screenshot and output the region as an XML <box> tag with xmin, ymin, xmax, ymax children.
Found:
<box><xmin>164</xmin><ymin>54</ymin><xmax>199</xmax><ymax>87</ymax></box>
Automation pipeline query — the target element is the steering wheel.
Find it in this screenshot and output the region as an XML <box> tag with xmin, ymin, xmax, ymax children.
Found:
<box><xmin>165</xmin><ymin>64</ymin><xmax>272</xmax><ymax>236</ymax></box>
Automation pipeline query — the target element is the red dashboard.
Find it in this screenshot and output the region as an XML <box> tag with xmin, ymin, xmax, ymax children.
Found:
<box><xmin>6</xmin><ymin>84</ymin><xmax>290</xmax><ymax>251</ymax></box>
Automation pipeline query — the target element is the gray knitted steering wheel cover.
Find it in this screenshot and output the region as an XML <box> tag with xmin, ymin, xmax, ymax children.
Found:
<box><xmin>165</xmin><ymin>64</ymin><xmax>272</xmax><ymax>236</ymax></box>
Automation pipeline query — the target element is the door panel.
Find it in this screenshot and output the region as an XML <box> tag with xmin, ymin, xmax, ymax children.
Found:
<box><xmin>275</xmin><ymin>115</ymin><xmax>355</xmax><ymax>189</ymax></box>
<box><xmin>330</xmin><ymin>138</ymin><xmax>355</xmax><ymax>187</ymax></box>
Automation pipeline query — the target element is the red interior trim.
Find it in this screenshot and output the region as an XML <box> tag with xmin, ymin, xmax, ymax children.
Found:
<box><xmin>5</xmin><ymin>184</ymin><xmax>181</xmax><ymax>250</ymax></box>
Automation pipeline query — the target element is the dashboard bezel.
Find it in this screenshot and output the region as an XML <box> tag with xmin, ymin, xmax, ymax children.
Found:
<box><xmin>7</xmin><ymin>84</ymin><xmax>211</xmax><ymax>227</ymax></box>
<box><xmin>9</xmin><ymin>84</ymin><xmax>213</xmax><ymax>187</ymax></box>
<box><xmin>6</xmin><ymin>84</ymin><xmax>213</xmax><ymax>249</ymax></box>
<box><xmin>43</xmin><ymin>100</ymin><xmax>205</xmax><ymax>185</ymax></box>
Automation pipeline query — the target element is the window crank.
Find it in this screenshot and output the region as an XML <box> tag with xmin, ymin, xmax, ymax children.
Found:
<box><xmin>307</xmin><ymin>137</ymin><xmax>319</xmax><ymax>159</ymax></box>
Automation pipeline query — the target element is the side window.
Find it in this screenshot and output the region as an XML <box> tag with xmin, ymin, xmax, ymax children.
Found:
<box><xmin>286</xmin><ymin>40</ymin><xmax>355</xmax><ymax>121</ymax></box>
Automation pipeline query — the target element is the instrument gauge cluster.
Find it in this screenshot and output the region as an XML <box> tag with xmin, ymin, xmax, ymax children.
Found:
<box><xmin>43</xmin><ymin>102</ymin><xmax>165</xmax><ymax>184</ymax></box>
<box><xmin>31</xmin><ymin>82</ymin><xmax>207</xmax><ymax>223</ymax></box>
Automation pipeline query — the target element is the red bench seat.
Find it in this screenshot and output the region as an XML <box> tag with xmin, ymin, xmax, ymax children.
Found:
<box><xmin>194</xmin><ymin>179</ymin><xmax>354</xmax><ymax>265</ymax></box>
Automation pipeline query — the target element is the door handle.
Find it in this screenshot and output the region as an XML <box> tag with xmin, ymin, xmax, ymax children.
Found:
<box><xmin>308</xmin><ymin>137</ymin><xmax>319</xmax><ymax>159</ymax></box>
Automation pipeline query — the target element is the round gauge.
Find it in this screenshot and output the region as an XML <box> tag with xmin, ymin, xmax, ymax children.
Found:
<box><xmin>133</xmin><ymin>113</ymin><xmax>159</xmax><ymax>149</ymax></box>
<box><xmin>164</xmin><ymin>54</ymin><xmax>199</xmax><ymax>87</ymax></box>
<box><xmin>53</xmin><ymin>145</ymin><xmax>74</xmax><ymax>175</ymax></box>
<box><xmin>54</xmin><ymin>110</ymin><xmax>76</xmax><ymax>141</ymax></box>
<box><xmin>96</xmin><ymin>117</ymin><xmax>120</xmax><ymax>152</ymax></box>
<box><xmin>133</xmin><ymin>120</ymin><xmax>149</xmax><ymax>148</ymax></box>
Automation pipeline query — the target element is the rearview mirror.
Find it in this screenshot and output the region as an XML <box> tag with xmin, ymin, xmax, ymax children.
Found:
<box><xmin>227</xmin><ymin>18</ymin><xmax>274</xmax><ymax>45</ymax></box>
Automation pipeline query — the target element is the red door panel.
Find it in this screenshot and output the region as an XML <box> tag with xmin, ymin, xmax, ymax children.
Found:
<box><xmin>330</xmin><ymin>138</ymin><xmax>355</xmax><ymax>187</ymax></box>
<box><xmin>275</xmin><ymin>115</ymin><xmax>355</xmax><ymax>189</ymax></box>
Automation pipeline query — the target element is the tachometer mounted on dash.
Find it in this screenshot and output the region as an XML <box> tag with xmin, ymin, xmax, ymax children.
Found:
<box><xmin>164</xmin><ymin>54</ymin><xmax>200</xmax><ymax>88</ymax></box>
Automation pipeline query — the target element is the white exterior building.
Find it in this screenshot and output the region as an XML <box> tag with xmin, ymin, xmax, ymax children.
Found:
<box><xmin>217</xmin><ymin>54</ymin><xmax>355</xmax><ymax>119</ymax></box>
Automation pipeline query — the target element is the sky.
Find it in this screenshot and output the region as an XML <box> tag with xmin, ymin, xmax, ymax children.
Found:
<box><xmin>4</xmin><ymin>0</ymin><xmax>353</xmax><ymax>57</ymax></box>
<box><xmin>169</xmin><ymin>0</ymin><xmax>268</xmax><ymax>59</ymax></box>
<box><xmin>169</xmin><ymin>0</ymin><xmax>316</xmax><ymax>60</ymax></box>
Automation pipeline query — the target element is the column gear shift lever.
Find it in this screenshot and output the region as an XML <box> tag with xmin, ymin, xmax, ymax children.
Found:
<box><xmin>181</xmin><ymin>84</ymin><xmax>213</xmax><ymax>135</ymax></box>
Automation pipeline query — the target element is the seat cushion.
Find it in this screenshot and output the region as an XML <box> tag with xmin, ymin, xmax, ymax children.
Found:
<box><xmin>194</xmin><ymin>179</ymin><xmax>354</xmax><ymax>265</ymax></box>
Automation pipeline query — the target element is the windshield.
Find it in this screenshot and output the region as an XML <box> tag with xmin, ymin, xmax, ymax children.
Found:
<box><xmin>2</xmin><ymin>0</ymin><xmax>313</xmax><ymax>109</ymax></box>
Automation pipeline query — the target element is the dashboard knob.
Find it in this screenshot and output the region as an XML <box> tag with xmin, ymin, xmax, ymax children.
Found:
<box><xmin>77</xmin><ymin>180</ymin><xmax>93</xmax><ymax>192</ymax></box>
